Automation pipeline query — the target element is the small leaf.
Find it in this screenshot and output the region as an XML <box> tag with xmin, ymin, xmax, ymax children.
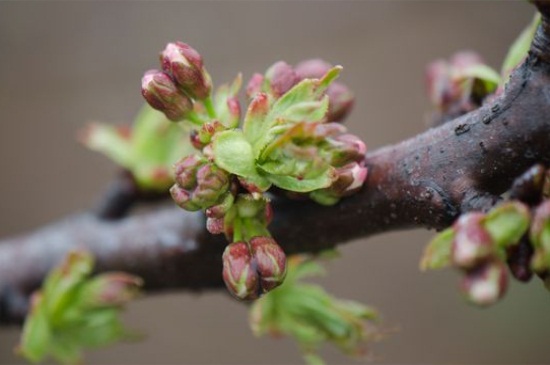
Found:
<box><xmin>80</xmin><ymin>123</ymin><xmax>134</xmax><ymax>169</ymax></box>
<box><xmin>459</xmin><ymin>64</ymin><xmax>501</xmax><ymax>93</ymax></box>
<box><xmin>501</xmin><ymin>13</ymin><xmax>541</xmax><ymax>82</ymax></box>
<box><xmin>243</xmin><ymin>92</ymin><xmax>271</xmax><ymax>147</ymax></box>
<box><xmin>212</xmin><ymin>130</ymin><xmax>271</xmax><ymax>191</ymax></box>
<box><xmin>18</xmin><ymin>294</ymin><xmax>51</xmax><ymax>363</ymax></box>
<box><xmin>264</xmin><ymin>167</ymin><xmax>335</xmax><ymax>193</ymax></box>
<box><xmin>280</xmin><ymin>96</ymin><xmax>329</xmax><ymax>124</ymax></box>
<box><xmin>484</xmin><ymin>201</ymin><xmax>530</xmax><ymax>248</ymax></box>
<box><xmin>420</xmin><ymin>228</ymin><xmax>454</xmax><ymax>271</ymax></box>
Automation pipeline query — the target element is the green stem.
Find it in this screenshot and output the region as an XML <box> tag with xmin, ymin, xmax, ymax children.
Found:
<box><xmin>185</xmin><ymin>111</ymin><xmax>205</xmax><ymax>126</ymax></box>
<box><xmin>203</xmin><ymin>96</ymin><xmax>217</xmax><ymax>119</ymax></box>
<box><xmin>233</xmin><ymin>217</ymin><xmax>243</xmax><ymax>242</ymax></box>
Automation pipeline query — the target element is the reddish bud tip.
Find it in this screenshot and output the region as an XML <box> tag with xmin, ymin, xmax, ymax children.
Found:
<box><xmin>246</xmin><ymin>73</ymin><xmax>264</xmax><ymax>100</ymax></box>
<box><xmin>460</xmin><ymin>260</ymin><xmax>508</xmax><ymax>306</ymax></box>
<box><xmin>160</xmin><ymin>42</ymin><xmax>212</xmax><ymax>100</ymax></box>
<box><xmin>265</xmin><ymin>61</ymin><xmax>300</xmax><ymax>98</ymax></box>
<box><xmin>222</xmin><ymin>242</ymin><xmax>260</xmax><ymax>300</ymax></box>
<box><xmin>295</xmin><ymin>59</ymin><xmax>333</xmax><ymax>79</ymax></box>
<box><xmin>141</xmin><ymin>70</ymin><xmax>193</xmax><ymax>121</ymax></box>
<box><xmin>250</xmin><ymin>237</ymin><xmax>287</xmax><ymax>293</ymax></box>
<box><xmin>452</xmin><ymin>213</ymin><xmax>494</xmax><ymax>269</ymax></box>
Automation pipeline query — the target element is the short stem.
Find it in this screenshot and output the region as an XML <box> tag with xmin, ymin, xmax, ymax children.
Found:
<box><xmin>203</xmin><ymin>96</ymin><xmax>217</xmax><ymax>119</ymax></box>
<box><xmin>185</xmin><ymin>111</ymin><xmax>205</xmax><ymax>126</ymax></box>
<box><xmin>233</xmin><ymin>217</ymin><xmax>243</xmax><ymax>242</ymax></box>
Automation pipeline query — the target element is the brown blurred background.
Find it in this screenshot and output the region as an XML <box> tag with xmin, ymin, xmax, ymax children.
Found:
<box><xmin>0</xmin><ymin>1</ymin><xmax>548</xmax><ymax>364</ymax></box>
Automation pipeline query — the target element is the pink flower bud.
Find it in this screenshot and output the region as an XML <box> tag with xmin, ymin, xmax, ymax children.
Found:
<box><xmin>222</xmin><ymin>242</ymin><xmax>260</xmax><ymax>300</ymax></box>
<box><xmin>295</xmin><ymin>59</ymin><xmax>332</xmax><ymax>79</ymax></box>
<box><xmin>160</xmin><ymin>42</ymin><xmax>212</xmax><ymax>100</ymax></box>
<box><xmin>206</xmin><ymin>217</ymin><xmax>225</xmax><ymax>235</ymax></box>
<box><xmin>451</xmin><ymin>213</ymin><xmax>494</xmax><ymax>269</ymax></box>
<box><xmin>250</xmin><ymin>237</ymin><xmax>287</xmax><ymax>293</ymax></box>
<box><xmin>226</xmin><ymin>97</ymin><xmax>241</xmax><ymax>128</ymax></box>
<box><xmin>329</xmin><ymin>133</ymin><xmax>367</xmax><ymax>167</ymax></box>
<box><xmin>460</xmin><ymin>260</ymin><xmax>508</xmax><ymax>306</ymax></box>
<box><xmin>141</xmin><ymin>70</ymin><xmax>193</xmax><ymax>121</ymax></box>
<box><xmin>326</xmin><ymin>82</ymin><xmax>355</xmax><ymax>123</ymax></box>
<box><xmin>264</xmin><ymin>61</ymin><xmax>300</xmax><ymax>98</ymax></box>
<box><xmin>170</xmin><ymin>184</ymin><xmax>201</xmax><ymax>211</ymax></box>
<box><xmin>246</xmin><ymin>73</ymin><xmax>264</xmax><ymax>100</ymax></box>
<box><xmin>174</xmin><ymin>154</ymin><xmax>204</xmax><ymax>189</ymax></box>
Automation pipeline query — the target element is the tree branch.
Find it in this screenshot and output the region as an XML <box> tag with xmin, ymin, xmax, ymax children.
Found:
<box><xmin>2</xmin><ymin>6</ymin><xmax>550</xmax><ymax>324</ymax></box>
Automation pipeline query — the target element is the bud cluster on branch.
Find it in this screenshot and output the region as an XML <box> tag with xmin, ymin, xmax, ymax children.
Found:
<box><xmin>141</xmin><ymin>41</ymin><xmax>363</xmax><ymax>299</ymax></box>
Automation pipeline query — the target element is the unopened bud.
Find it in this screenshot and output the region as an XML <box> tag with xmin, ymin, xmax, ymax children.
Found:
<box><xmin>193</xmin><ymin>164</ymin><xmax>230</xmax><ymax>206</ymax></box>
<box><xmin>530</xmin><ymin>200</ymin><xmax>550</xmax><ymax>272</ymax></box>
<box><xmin>250</xmin><ymin>237</ymin><xmax>287</xmax><ymax>293</ymax></box>
<box><xmin>451</xmin><ymin>213</ymin><xmax>494</xmax><ymax>269</ymax></box>
<box><xmin>83</xmin><ymin>273</ymin><xmax>142</xmax><ymax>308</ymax></box>
<box><xmin>329</xmin><ymin>133</ymin><xmax>367</xmax><ymax>167</ymax></box>
<box><xmin>160</xmin><ymin>42</ymin><xmax>212</xmax><ymax>100</ymax></box>
<box><xmin>222</xmin><ymin>242</ymin><xmax>260</xmax><ymax>300</ymax></box>
<box><xmin>326</xmin><ymin>82</ymin><xmax>355</xmax><ymax>123</ymax></box>
<box><xmin>226</xmin><ymin>97</ymin><xmax>241</xmax><ymax>128</ymax></box>
<box><xmin>246</xmin><ymin>73</ymin><xmax>264</xmax><ymax>100</ymax></box>
<box><xmin>265</xmin><ymin>61</ymin><xmax>300</xmax><ymax>98</ymax></box>
<box><xmin>206</xmin><ymin>217</ymin><xmax>225</xmax><ymax>235</ymax></box>
<box><xmin>170</xmin><ymin>184</ymin><xmax>200</xmax><ymax>211</ymax></box>
<box><xmin>197</xmin><ymin>121</ymin><xmax>225</xmax><ymax>148</ymax></box>
<box><xmin>295</xmin><ymin>59</ymin><xmax>332</xmax><ymax>79</ymax></box>
<box><xmin>460</xmin><ymin>260</ymin><xmax>508</xmax><ymax>306</ymax></box>
<box><xmin>174</xmin><ymin>154</ymin><xmax>204</xmax><ymax>189</ymax></box>
<box><xmin>141</xmin><ymin>70</ymin><xmax>193</xmax><ymax>121</ymax></box>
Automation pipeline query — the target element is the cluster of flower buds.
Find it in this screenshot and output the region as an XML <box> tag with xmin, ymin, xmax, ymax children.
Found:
<box><xmin>421</xmin><ymin>201</ymin><xmax>532</xmax><ymax>306</ymax></box>
<box><xmin>141</xmin><ymin>41</ymin><xmax>367</xmax><ymax>300</ymax></box>
<box><xmin>425</xmin><ymin>51</ymin><xmax>500</xmax><ymax>122</ymax></box>
<box><xmin>142</xmin><ymin>42</ymin><xmax>212</xmax><ymax>122</ymax></box>
<box><xmin>450</xmin><ymin>213</ymin><xmax>508</xmax><ymax>306</ymax></box>
<box><xmin>246</xmin><ymin>59</ymin><xmax>355</xmax><ymax>123</ymax></box>
<box><xmin>222</xmin><ymin>237</ymin><xmax>287</xmax><ymax>300</ymax></box>
<box><xmin>170</xmin><ymin>154</ymin><xmax>230</xmax><ymax>211</ymax></box>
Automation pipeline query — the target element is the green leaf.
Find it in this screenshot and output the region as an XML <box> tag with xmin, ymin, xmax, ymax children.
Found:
<box><xmin>420</xmin><ymin>228</ymin><xmax>454</xmax><ymax>271</ymax></box>
<box><xmin>243</xmin><ymin>92</ymin><xmax>271</xmax><ymax>148</ymax></box>
<box><xmin>265</xmin><ymin>167</ymin><xmax>335</xmax><ymax>193</ymax></box>
<box><xmin>280</xmin><ymin>96</ymin><xmax>329</xmax><ymax>124</ymax></box>
<box><xmin>19</xmin><ymin>294</ymin><xmax>51</xmax><ymax>363</ymax></box>
<box><xmin>501</xmin><ymin>13</ymin><xmax>541</xmax><ymax>82</ymax></box>
<box><xmin>81</xmin><ymin>123</ymin><xmax>134</xmax><ymax>169</ymax></box>
<box><xmin>484</xmin><ymin>201</ymin><xmax>530</xmax><ymax>248</ymax></box>
<box><xmin>212</xmin><ymin>130</ymin><xmax>271</xmax><ymax>191</ymax></box>
<box><xmin>460</xmin><ymin>64</ymin><xmax>501</xmax><ymax>93</ymax></box>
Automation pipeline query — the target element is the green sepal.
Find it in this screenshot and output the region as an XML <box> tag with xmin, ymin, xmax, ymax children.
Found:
<box><xmin>420</xmin><ymin>227</ymin><xmax>454</xmax><ymax>271</ymax></box>
<box><xmin>212</xmin><ymin>129</ymin><xmax>271</xmax><ymax>191</ymax></box>
<box><xmin>501</xmin><ymin>13</ymin><xmax>541</xmax><ymax>82</ymax></box>
<box><xmin>484</xmin><ymin>201</ymin><xmax>530</xmax><ymax>248</ymax></box>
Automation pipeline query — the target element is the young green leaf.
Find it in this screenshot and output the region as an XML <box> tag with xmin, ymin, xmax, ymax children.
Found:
<box><xmin>212</xmin><ymin>130</ymin><xmax>271</xmax><ymax>191</ymax></box>
<box><xmin>501</xmin><ymin>13</ymin><xmax>541</xmax><ymax>82</ymax></box>
<box><xmin>264</xmin><ymin>167</ymin><xmax>335</xmax><ymax>193</ymax></box>
<box><xmin>484</xmin><ymin>201</ymin><xmax>530</xmax><ymax>248</ymax></box>
<box><xmin>420</xmin><ymin>227</ymin><xmax>454</xmax><ymax>271</ymax></box>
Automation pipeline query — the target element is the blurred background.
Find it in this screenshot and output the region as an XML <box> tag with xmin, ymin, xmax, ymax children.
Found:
<box><xmin>0</xmin><ymin>1</ymin><xmax>547</xmax><ymax>364</ymax></box>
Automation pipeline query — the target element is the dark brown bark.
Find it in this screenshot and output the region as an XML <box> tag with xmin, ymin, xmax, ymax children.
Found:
<box><xmin>2</xmin><ymin>2</ymin><xmax>550</xmax><ymax>324</ymax></box>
